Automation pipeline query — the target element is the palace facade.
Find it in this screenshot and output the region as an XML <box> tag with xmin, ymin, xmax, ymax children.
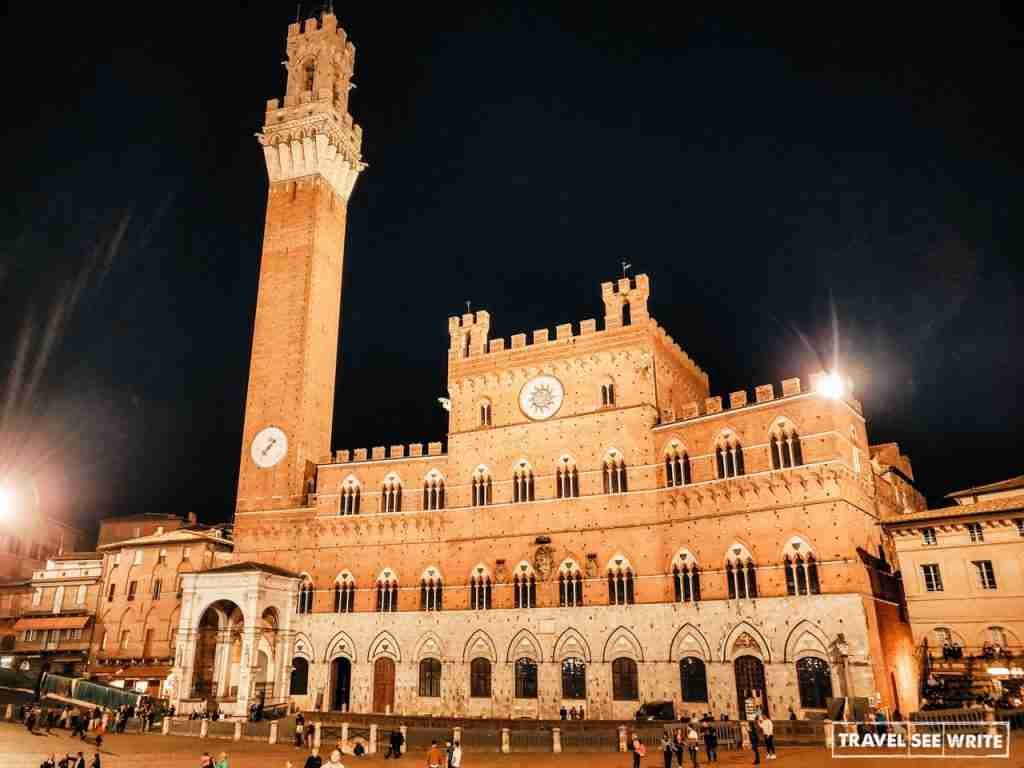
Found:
<box><xmin>167</xmin><ymin>11</ymin><xmax>923</xmax><ymax>721</ymax></box>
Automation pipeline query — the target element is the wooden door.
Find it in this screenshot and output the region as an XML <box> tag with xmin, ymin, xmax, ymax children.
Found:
<box><xmin>373</xmin><ymin>657</ymin><xmax>395</xmax><ymax>712</ymax></box>
<box><xmin>734</xmin><ymin>655</ymin><xmax>769</xmax><ymax>717</ymax></box>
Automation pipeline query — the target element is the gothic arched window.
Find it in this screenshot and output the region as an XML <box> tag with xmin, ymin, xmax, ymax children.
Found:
<box><xmin>555</xmin><ymin>456</ymin><xmax>580</xmax><ymax>499</ymax></box>
<box><xmin>375</xmin><ymin>571</ymin><xmax>399</xmax><ymax>612</ymax></box>
<box><xmin>770</xmin><ymin>420</ymin><xmax>804</xmax><ymax>469</ymax></box>
<box><xmin>471</xmin><ymin>466</ymin><xmax>493</xmax><ymax>507</ymax></box>
<box><xmin>418</xmin><ymin>658</ymin><xmax>441</xmax><ymax>697</ymax></box>
<box><xmin>558</xmin><ymin>561</ymin><xmax>584</xmax><ymax>607</ymax></box>
<box><xmin>340</xmin><ymin>477</ymin><xmax>360</xmax><ymax>516</ymax></box>
<box><xmin>514</xmin><ymin>657</ymin><xmax>538</xmax><ymax>699</ymax></box>
<box><xmin>478</xmin><ymin>399</ymin><xmax>492</xmax><ymax>427</ymax></box>
<box><xmin>607</xmin><ymin>556</ymin><xmax>635</xmax><ymax>605</ymax></box>
<box><xmin>796</xmin><ymin>657</ymin><xmax>833</xmax><ymax>709</ymax></box>
<box><xmin>513</xmin><ymin>462</ymin><xmax>535</xmax><ymax>503</ymax></box>
<box><xmin>422</xmin><ymin>471</ymin><xmax>445</xmax><ymax>511</ymax></box>
<box><xmin>333</xmin><ymin>572</ymin><xmax>355</xmax><ymax>613</ymax></box>
<box><xmin>783</xmin><ymin>539</ymin><xmax>820</xmax><ymax>596</ymax></box>
<box><xmin>664</xmin><ymin>441</ymin><xmax>692</xmax><ymax>487</ymax></box>
<box><xmin>725</xmin><ymin>545</ymin><xmax>758</xmax><ymax>599</ymax></box>
<box><xmin>672</xmin><ymin>551</ymin><xmax>701</xmax><ymax>603</ymax></box>
<box><xmin>561</xmin><ymin>657</ymin><xmax>587</xmax><ymax>699</ymax></box>
<box><xmin>469</xmin><ymin>566</ymin><xmax>492</xmax><ymax>610</ymax></box>
<box><xmin>715</xmin><ymin>432</ymin><xmax>745</xmax><ymax>479</ymax></box>
<box><xmin>513</xmin><ymin>564</ymin><xmax>537</xmax><ymax>608</ymax></box>
<box><xmin>470</xmin><ymin>657</ymin><xmax>492</xmax><ymax>698</ymax></box>
<box><xmin>612</xmin><ymin>657</ymin><xmax>639</xmax><ymax>701</ymax></box>
<box><xmin>419</xmin><ymin>567</ymin><xmax>443</xmax><ymax>611</ymax></box>
<box><xmin>297</xmin><ymin>577</ymin><xmax>314</xmax><ymax>614</ymax></box>
<box><xmin>381</xmin><ymin>475</ymin><xmax>402</xmax><ymax>513</ymax></box>
<box><xmin>603</xmin><ymin>449</ymin><xmax>628</xmax><ymax>494</ymax></box>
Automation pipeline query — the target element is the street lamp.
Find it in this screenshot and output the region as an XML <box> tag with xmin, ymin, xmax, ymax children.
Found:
<box><xmin>0</xmin><ymin>484</ymin><xmax>15</xmax><ymax>522</ymax></box>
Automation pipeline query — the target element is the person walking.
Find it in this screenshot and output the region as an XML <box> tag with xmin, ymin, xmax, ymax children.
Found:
<box><xmin>305</xmin><ymin>722</ymin><xmax>316</xmax><ymax>750</ymax></box>
<box><xmin>701</xmin><ymin>720</ymin><xmax>718</xmax><ymax>763</ymax></box>
<box><xmin>759</xmin><ymin>716</ymin><xmax>775</xmax><ymax>760</ymax></box>
<box><xmin>449</xmin><ymin>741</ymin><xmax>461</xmax><ymax>768</ymax></box>
<box><xmin>685</xmin><ymin>726</ymin><xmax>700</xmax><ymax>768</ymax></box>
<box><xmin>199</xmin><ymin>751</ymin><xmax>214</xmax><ymax>767</ymax></box>
<box><xmin>214</xmin><ymin>751</ymin><xmax>229</xmax><ymax>768</ymax></box>
<box><xmin>386</xmin><ymin>729</ymin><xmax>404</xmax><ymax>759</ymax></box>
<box><xmin>748</xmin><ymin>719</ymin><xmax>761</xmax><ymax>765</ymax></box>
<box><xmin>661</xmin><ymin>730</ymin><xmax>673</xmax><ymax>768</ymax></box>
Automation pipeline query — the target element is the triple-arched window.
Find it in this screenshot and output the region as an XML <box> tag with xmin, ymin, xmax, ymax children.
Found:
<box><xmin>375</xmin><ymin>571</ymin><xmax>399</xmax><ymax>612</ymax></box>
<box><xmin>602</xmin><ymin>450</ymin><xmax>628</xmax><ymax>494</ymax></box>
<box><xmin>340</xmin><ymin>477</ymin><xmax>360</xmax><ymax>516</ymax></box>
<box><xmin>469</xmin><ymin>567</ymin><xmax>492</xmax><ymax>610</ymax></box>
<box><xmin>422</xmin><ymin>471</ymin><xmax>445</xmax><ymax>511</ymax></box>
<box><xmin>381</xmin><ymin>475</ymin><xmax>402</xmax><ymax>513</ymax></box>
<box><xmin>513</xmin><ymin>564</ymin><xmax>537</xmax><ymax>608</ymax></box>
<box><xmin>334</xmin><ymin>573</ymin><xmax>355</xmax><ymax>613</ymax></box>
<box><xmin>783</xmin><ymin>539</ymin><xmax>820</xmax><ymax>596</ymax></box>
<box><xmin>607</xmin><ymin>556</ymin><xmax>635</xmax><ymax>605</ymax></box>
<box><xmin>672</xmin><ymin>552</ymin><xmax>701</xmax><ymax>603</ymax></box>
<box><xmin>558</xmin><ymin>561</ymin><xmax>584</xmax><ymax>607</ymax></box>
<box><xmin>770</xmin><ymin>420</ymin><xmax>804</xmax><ymax>469</ymax></box>
<box><xmin>715</xmin><ymin>432</ymin><xmax>745</xmax><ymax>478</ymax></box>
<box><xmin>555</xmin><ymin>456</ymin><xmax>580</xmax><ymax>499</ymax></box>
<box><xmin>513</xmin><ymin>462</ymin><xmax>535</xmax><ymax>503</ymax></box>
<box><xmin>725</xmin><ymin>545</ymin><xmax>758</xmax><ymax>599</ymax></box>
<box><xmin>420</xmin><ymin>567</ymin><xmax>443</xmax><ymax>611</ymax></box>
<box><xmin>664</xmin><ymin>441</ymin><xmax>691</xmax><ymax>487</ymax></box>
<box><xmin>471</xmin><ymin>466</ymin><xmax>493</xmax><ymax>506</ymax></box>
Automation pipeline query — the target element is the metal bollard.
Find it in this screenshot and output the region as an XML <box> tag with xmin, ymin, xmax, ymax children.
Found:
<box><xmin>501</xmin><ymin>727</ymin><xmax>510</xmax><ymax>754</ymax></box>
<box><xmin>369</xmin><ymin>723</ymin><xmax>378</xmax><ymax>754</ymax></box>
<box><xmin>552</xmin><ymin>727</ymin><xmax>562</xmax><ymax>754</ymax></box>
<box><xmin>269</xmin><ymin>721</ymin><xmax>278</xmax><ymax>744</ymax></box>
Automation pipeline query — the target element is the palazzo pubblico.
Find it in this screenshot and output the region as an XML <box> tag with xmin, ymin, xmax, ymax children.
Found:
<box><xmin>168</xmin><ymin>12</ymin><xmax>923</xmax><ymax>722</ymax></box>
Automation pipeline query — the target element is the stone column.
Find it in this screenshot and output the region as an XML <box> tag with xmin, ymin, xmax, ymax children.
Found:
<box><xmin>314</xmin><ymin>721</ymin><xmax>322</xmax><ymax>749</ymax></box>
<box><xmin>453</xmin><ymin>726</ymin><xmax>462</xmax><ymax>744</ymax></box>
<box><xmin>369</xmin><ymin>723</ymin><xmax>378</xmax><ymax>754</ymax></box>
<box><xmin>162</xmin><ymin>718</ymin><xmax>171</xmax><ymax>735</ymax></box>
<box><xmin>501</xmin><ymin>727</ymin><xmax>510</xmax><ymax>754</ymax></box>
<box><xmin>740</xmin><ymin>720</ymin><xmax>750</xmax><ymax>748</ymax></box>
<box><xmin>235</xmin><ymin>625</ymin><xmax>260</xmax><ymax>715</ymax></box>
<box><xmin>4</xmin><ymin>703</ymin><xmax>12</xmax><ymax>720</ymax></box>
<box><xmin>824</xmin><ymin>720</ymin><xmax>834</xmax><ymax>748</ymax></box>
<box><xmin>269</xmin><ymin>721</ymin><xmax>278</xmax><ymax>744</ymax></box>
<box><xmin>341</xmin><ymin>722</ymin><xmax>349</xmax><ymax>742</ymax></box>
<box><xmin>400</xmin><ymin>724</ymin><xmax>407</xmax><ymax>753</ymax></box>
<box><xmin>552</xmin><ymin>727</ymin><xmax>562</xmax><ymax>753</ymax></box>
<box><xmin>200</xmin><ymin>719</ymin><xmax>209</xmax><ymax>738</ymax></box>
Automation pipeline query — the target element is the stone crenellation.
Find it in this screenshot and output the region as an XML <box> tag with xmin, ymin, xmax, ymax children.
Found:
<box><xmin>446</xmin><ymin>274</ymin><xmax>707</xmax><ymax>388</ymax></box>
<box><xmin>333</xmin><ymin>441</ymin><xmax>447</xmax><ymax>465</ymax></box>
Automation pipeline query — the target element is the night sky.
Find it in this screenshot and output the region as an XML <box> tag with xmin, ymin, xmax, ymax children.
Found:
<box><xmin>1</xmin><ymin>3</ymin><xmax>1020</xmax><ymax>532</ymax></box>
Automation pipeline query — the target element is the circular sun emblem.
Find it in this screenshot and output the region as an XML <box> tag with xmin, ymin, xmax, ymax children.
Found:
<box><xmin>519</xmin><ymin>375</ymin><xmax>565</xmax><ymax>420</ymax></box>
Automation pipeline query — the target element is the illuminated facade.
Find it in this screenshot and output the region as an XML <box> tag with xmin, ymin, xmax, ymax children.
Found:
<box><xmin>169</xmin><ymin>10</ymin><xmax>922</xmax><ymax>720</ymax></box>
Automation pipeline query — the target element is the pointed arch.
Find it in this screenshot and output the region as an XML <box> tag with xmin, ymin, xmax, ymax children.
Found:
<box><xmin>552</xmin><ymin>627</ymin><xmax>592</xmax><ymax>663</ymax></box>
<box><xmin>323</xmin><ymin>630</ymin><xmax>357</xmax><ymax>662</ymax></box>
<box><xmin>368</xmin><ymin>630</ymin><xmax>402</xmax><ymax>662</ymax></box>
<box><xmin>506</xmin><ymin>628</ymin><xmax>543</xmax><ymax>663</ymax></box>
<box><xmin>462</xmin><ymin>629</ymin><xmax>498</xmax><ymax>663</ymax></box>
<box><xmin>669</xmin><ymin>623</ymin><xmax>712</xmax><ymax>662</ymax></box>
<box><xmin>603</xmin><ymin>625</ymin><xmax>644</xmax><ymax>663</ymax></box>
<box><xmin>292</xmin><ymin>631</ymin><xmax>315</xmax><ymax>661</ymax></box>
<box><xmin>414</xmin><ymin>630</ymin><xmax>446</xmax><ymax>662</ymax></box>
<box><xmin>721</xmin><ymin>621</ymin><xmax>772</xmax><ymax>663</ymax></box>
<box><xmin>340</xmin><ymin>474</ymin><xmax>361</xmax><ymax>516</ymax></box>
<box><xmin>783</xmin><ymin>620</ymin><xmax>831</xmax><ymax>663</ymax></box>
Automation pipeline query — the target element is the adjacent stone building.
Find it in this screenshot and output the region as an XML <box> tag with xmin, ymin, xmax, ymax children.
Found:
<box><xmin>167</xmin><ymin>10</ymin><xmax>924</xmax><ymax>721</ymax></box>
<box><xmin>90</xmin><ymin>520</ymin><xmax>233</xmax><ymax>697</ymax></box>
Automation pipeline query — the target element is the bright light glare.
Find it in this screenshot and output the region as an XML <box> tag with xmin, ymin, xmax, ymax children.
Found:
<box><xmin>0</xmin><ymin>485</ymin><xmax>13</xmax><ymax>522</ymax></box>
<box><xmin>817</xmin><ymin>372</ymin><xmax>846</xmax><ymax>400</ymax></box>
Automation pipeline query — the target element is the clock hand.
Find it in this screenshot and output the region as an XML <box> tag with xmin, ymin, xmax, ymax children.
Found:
<box><xmin>262</xmin><ymin>438</ymin><xmax>277</xmax><ymax>456</ymax></box>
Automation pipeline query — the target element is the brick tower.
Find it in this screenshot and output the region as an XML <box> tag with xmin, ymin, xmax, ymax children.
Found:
<box><xmin>236</xmin><ymin>12</ymin><xmax>364</xmax><ymax>513</ymax></box>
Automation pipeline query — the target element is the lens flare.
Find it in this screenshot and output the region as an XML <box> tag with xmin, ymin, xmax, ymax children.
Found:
<box><xmin>0</xmin><ymin>484</ymin><xmax>14</xmax><ymax>522</ymax></box>
<box><xmin>817</xmin><ymin>372</ymin><xmax>846</xmax><ymax>400</ymax></box>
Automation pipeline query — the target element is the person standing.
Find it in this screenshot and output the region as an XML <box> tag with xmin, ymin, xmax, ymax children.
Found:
<box><xmin>200</xmin><ymin>751</ymin><xmax>214</xmax><ymax>767</ymax></box>
<box><xmin>73</xmin><ymin>752</ymin><xmax>86</xmax><ymax>768</ymax></box>
<box><xmin>90</xmin><ymin>754</ymin><xmax>101</xmax><ymax>768</ymax></box>
<box><xmin>303</xmin><ymin>751</ymin><xmax>323</xmax><ymax>768</ymax></box>
<box><xmin>295</xmin><ymin>713</ymin><xmax>306</xmax><ymax>749</ymax></box>
<box><xmin>427</xmin><ymin>740</ymin><xmax>443</xmax><ymax>768</ymax></box>
<box><xmin>214</xmin><ymin>751</ymin><xmax>229</xmax><ymax>768</ymax></box>
<box><xmin>702</xmin><ymin>720</ymin><xmax>718</xmax><ymax>763</ymax></box>
<box><xmin>449</xmin><ymin>741</ymin><xmax>461</xmax><ymax>768</ymax></box>
<box><xmin>748</xmin><ymin>719</ymin><xmax>761</xmax><ymax>765</ymax></box>
<box><xmin>672</xmin><ymin>728</ymin><xmax>685</xmax><ymax>767</ymax></box>
<box><xmin>759</xmin><ymin>716</ymin><xmax>775</xmax><ymax>760</ymax></box>
<box><xmin>660</xmin><ymin>731</ymin><xmax>673</xmax><ymax>768</ymax></box>
<box><xmin>324</xmin><ymin>750</ymin><xmax>345</xmax><ymax>768</ymax></box>
<box><xmin>685</xmin><ymin>726</ymin><xmax>700</xmax><ymax>768</ymax></box>
<box><xmin>631</xmin><ymin>735</ymin><xmax>646</xmax><ymax>768</ymax></box>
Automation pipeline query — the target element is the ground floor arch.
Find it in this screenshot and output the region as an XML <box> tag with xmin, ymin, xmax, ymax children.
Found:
<box><xmin>331</xmin><ymin>657</ymin><xmax>352</xmax><ymax>711</ymax></box>
<box><xmin>373</xmin><ymin>657</ymin><xmax>395</xmax><ymax>713</ymax></box>
<box><xmin>191</xmin><ymin>599</ymin><xmax>244</xmax><ymax>699</ymax></box>
<box><xmin>734</xmin><ymin>654</ymin><xmax>768</xmax><ymax>717</ymax></box>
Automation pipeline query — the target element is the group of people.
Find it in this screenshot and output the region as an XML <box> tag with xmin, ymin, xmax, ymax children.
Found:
<box><xmin>198</xmin><ymin>751</ymin><xmax>230</xmax><ymax>768</ymax></box>
<box><xmin>558</xmin><ymin>705</ymin><xmax>586</xmax><ymax>720</ymax></box>
<box><xmin>629</xmin><ymin>713</ymin><xmax>775</xmax><ymax>767</ymax></box>
<box><xmin>38</xmin><ymin>751</ymin><xmax>99</xmax><ymax>768</ymax></box>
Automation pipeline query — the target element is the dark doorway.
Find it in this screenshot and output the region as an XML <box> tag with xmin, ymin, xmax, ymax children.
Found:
<box><xmin>331</xmin><ymin>657</ymin><xmax>352</xmax><ymax>711</ymax></box>
<box><xmin>372</xmin><ymin>657</ymin><xmax>395</xmax><ymax>712</ymax></box>
<box><xmin>734</xmin><ymin>655</ymin><xmax>769</xmax><ymax>717</ymax></box>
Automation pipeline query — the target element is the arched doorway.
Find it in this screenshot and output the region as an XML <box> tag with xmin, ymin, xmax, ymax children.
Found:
<box><xmin>734</xmin><ymin>655</ymin><xmax>769</xmax><ymax>718</ymax></box>
<box><xmin>191</xmin><ymin>600</ymin><xmax>244</xmax><ymax>700</ymax></box>
<box><xmin>373</xmin><ymin>657</ymin><xmax>395</xmax><ymax>713</ymax></box>
<box><xmin>290</xmin><ymin>658</ymin><xmax>309</xmax><ymax>696</ymax></box>
<box><xmin>331</xmin><ymin>657</ymin><xmax>352</xmax><ymax>711</ymax></box>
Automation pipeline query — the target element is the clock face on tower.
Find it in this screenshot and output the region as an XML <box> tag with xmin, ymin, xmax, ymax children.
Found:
<box><xmin>519</xmin><ymin>375</ymin><xmax>565</xmax><ymax>420</ymax></box>
<box><xmin>250</xmin><ymin>426</ymin><xmax>288</xmax><ymax>468</ymax></box>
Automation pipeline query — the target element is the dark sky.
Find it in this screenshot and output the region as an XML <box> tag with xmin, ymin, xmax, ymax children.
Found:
<box><xmin>0</xmin><ymin>3</ymin><xmax>1020</xmax><ymax>531</ymax></box>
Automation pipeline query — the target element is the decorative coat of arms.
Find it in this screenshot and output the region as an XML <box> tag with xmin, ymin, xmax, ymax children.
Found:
<box><xmin>534</xmin><ymin>545</ymin><xmax>555</xmax><ymax>580</ymax></box>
